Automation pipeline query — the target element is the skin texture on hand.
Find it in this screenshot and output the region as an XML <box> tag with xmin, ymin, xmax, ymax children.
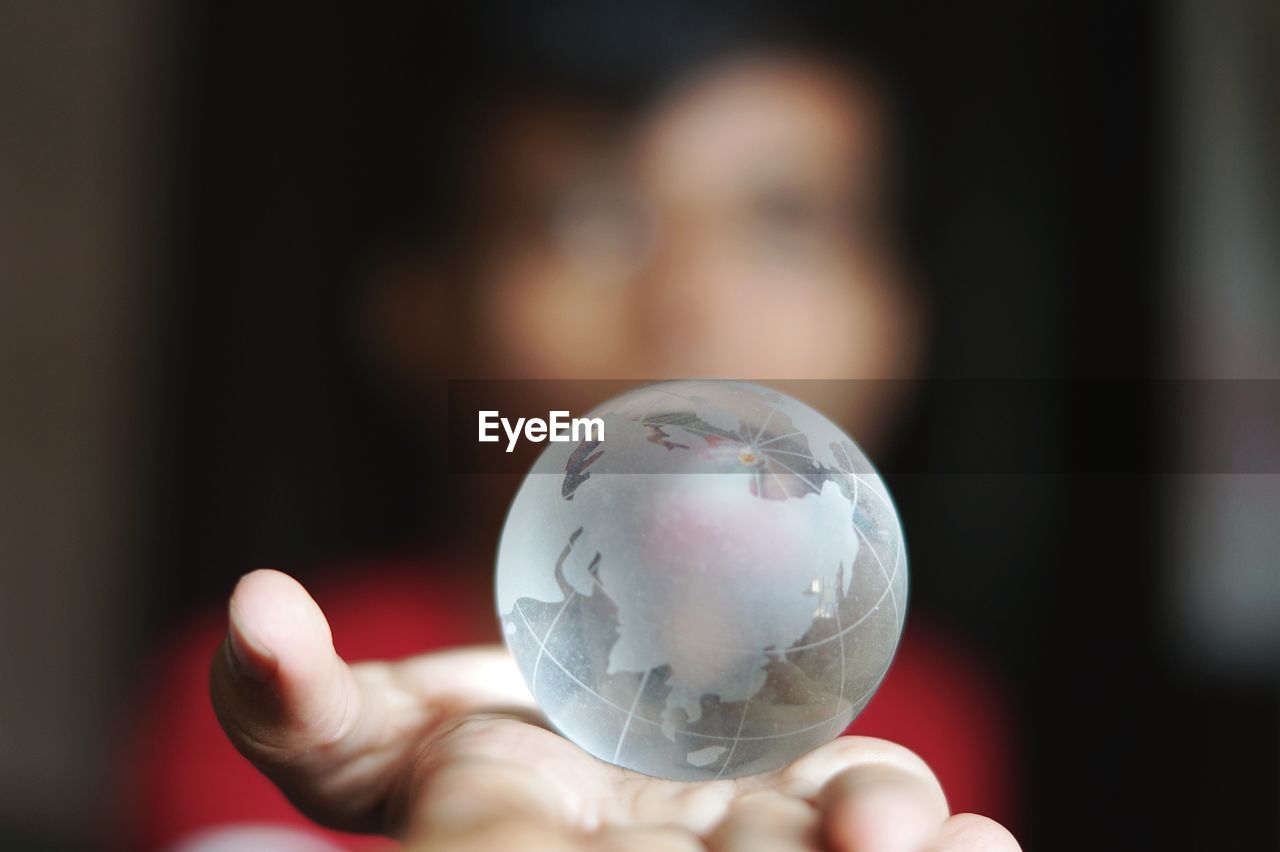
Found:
<box><xmin>210</xmin><ymin>569</ymin><xmax>1020</xmax><ymax>851</ymax></box>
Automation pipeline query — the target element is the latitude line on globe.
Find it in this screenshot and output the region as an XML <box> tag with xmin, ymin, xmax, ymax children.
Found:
<box><xmin>647</xmin><ymin>419</ymin><xmax>735</xmax><ymax>442</ymax></box>
<box><xmin>511</xmin><ymin>599</ymin><xmax>892</xmax><ymax>743</ymax></box>
<box><xmin>827</xmin><ymin>656</ymin><xmax>895</xmax><ymax>735</ymax></box>
<box><xmin>648</xmin><ymin>385</ymin><xmax>705</xmax><ymax>408</ymax></box>
<box><xmin>502</xmin><ymin>384</ymin><xmax>908</xmax><ymax>780</ymax></box>
<box><xmin>563</xmin><ymin>528</ymin><xmax>899</xmax><ymax>663</ymax></box>
<box><xmin>634</xmin><ymin>388</ymin><xmax>672</xmax><ymax>443</ymax></box>
<box><xmin>647</xmin><ymin>386</ymin><xmax>715</xmax><ymax>423</ymax></box>
<box><xmin>676</xmin><ymin>423</ymin><xmax>737</xmax><ymax>441</ymax></box>
<box><xmin>568</xmin><ymin>532</ymin><xmax>900</xmax><ymax>663</ymax></box>
<box><xmin>624</xmin><ymin>387</ymin><xmax>672</xmax><ymax>445</ymax></box>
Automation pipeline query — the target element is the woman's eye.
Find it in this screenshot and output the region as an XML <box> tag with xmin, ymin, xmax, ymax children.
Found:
<box><xmin>552</xmin><ymin>185</ymin><xmax>649</xmax><ymax>267</ymax></box>
<box><xmin>752</xmin><ymin>188</ymin><xmax>826</xmax><ymax>233</ymax></box>
<box><xmin>743</xmin><ymin>183</ymin><xmax>850</xmax><ymax>252</ymax></box>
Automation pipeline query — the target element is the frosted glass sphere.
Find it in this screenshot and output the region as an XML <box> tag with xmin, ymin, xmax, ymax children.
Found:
<box><xmin>496</xmin><ymin>380</ymin><xmax>907</xmax><ymax>780</ymax></box>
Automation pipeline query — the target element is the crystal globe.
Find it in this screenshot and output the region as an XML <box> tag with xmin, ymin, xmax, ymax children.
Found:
<box><xmin>496</xmin><ymin>380</ymin><xmax>907</xmax><ymax>781</ymax></box>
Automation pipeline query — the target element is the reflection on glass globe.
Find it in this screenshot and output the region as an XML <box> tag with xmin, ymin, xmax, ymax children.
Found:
<box><xmin>496</xmin><ymin>380</ymin><xmax>907</xmax><ymax>781</ymax></box>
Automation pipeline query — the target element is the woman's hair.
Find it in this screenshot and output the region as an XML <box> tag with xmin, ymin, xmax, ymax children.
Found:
<box><xmin>372</xmin><ymin>0</ymin><xmax>910</xmax><ymax>257</ymax></box>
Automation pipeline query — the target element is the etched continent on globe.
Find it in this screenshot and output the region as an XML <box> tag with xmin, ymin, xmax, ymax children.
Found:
<box><xmin>496</xmin><ymin>380</ymin><xmax>907</xmax><ymax>781</ymax></box>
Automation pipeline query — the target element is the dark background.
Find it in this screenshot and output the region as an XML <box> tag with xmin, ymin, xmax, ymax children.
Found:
<box><xmin>1</xmin><ymin>2</ymin><xmax>1276</xmax><ymax>850</ymax></box>
<box><xmin>161</xmin><ymin>0</ymin><xmax>1163</xmax><ymax>607</ymax></box>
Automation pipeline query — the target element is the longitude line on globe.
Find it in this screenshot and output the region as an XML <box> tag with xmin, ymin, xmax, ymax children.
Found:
<box><xmin>824</xmin><ymin>560</ymin><xmax>850</xmax><ymax>743</ymax></box>
<box><xmin>531</xmin><ymin>590</ymin><xmax>578</xmax><ymax>696</ymax></box>
<box><xmin>612</xmin><ymin>668</ymin><xmax>652</xmax><ymax>762</ymax></box>
<box><xmin>757</xmin><ymin>430</ymin><xmax>804</xmax><ymax>447</ymax></box>
<box><xmin>752</xmin><ymin>407</ymin><xmax>778</xmax><ymax>445</ymax></box>
<box><xmin>853</xmin><ymin>523</ymin><xmax>898</xmax><ymax>622</ymax></box>
<box><xmin>511</xmin><ymin>394</ymin><xmax>902</xmax><ymax>769</ymax></box>
<box><xmin>713</xmin><ymin>699</ymin><xmax>753</xmax><ymax>780</ymax></box>
<box><xmin>785</xmin><ymin>539</ymin><xmax>900</xmax><ymax>653</ymax></box>
<box><xmin>763</xmin><ymin>454</ymin><xmax>823</xmax><ymax>495</ymax></box>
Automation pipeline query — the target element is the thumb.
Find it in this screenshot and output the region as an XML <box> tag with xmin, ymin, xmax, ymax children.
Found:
<box><xmin>210</xmin><ymin>569</ymin><xmax>366</xmax><ymax>786</ymax></box>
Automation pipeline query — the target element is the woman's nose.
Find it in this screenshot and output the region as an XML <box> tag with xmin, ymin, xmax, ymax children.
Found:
<box><xmin>632</xmin><ymin>216</ymin><xmax>745</xmax><ymax>367</ymax></box>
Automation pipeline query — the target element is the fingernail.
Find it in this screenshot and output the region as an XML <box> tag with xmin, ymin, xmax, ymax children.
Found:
<box><xmin>227</xmin><ymin>601</ymin><xmax>277</xmax><ymax>683</ymax></box>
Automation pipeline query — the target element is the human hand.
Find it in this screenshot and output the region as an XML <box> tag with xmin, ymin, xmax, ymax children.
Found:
<box><xmin>211</xmin><ymin>569</ymin><xmax>1019</xmax><ymax>851</ymax></box>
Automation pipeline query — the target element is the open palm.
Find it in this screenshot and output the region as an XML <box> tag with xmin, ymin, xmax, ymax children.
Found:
<box><xmin>211</xmin><ymin>570</ymin><xmax>1018</xmax><ymax>851</ymax></box>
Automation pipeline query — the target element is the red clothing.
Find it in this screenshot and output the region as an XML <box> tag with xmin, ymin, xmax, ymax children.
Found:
<box><xmin>120</xmin><ymin>563</ymin><xmax>1016</xmax><ymax>850</ymax></box>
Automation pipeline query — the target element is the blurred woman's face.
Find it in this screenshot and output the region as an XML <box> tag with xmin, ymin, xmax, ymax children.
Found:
<box><xmin>432</xmin><ymin>57</ymin><xmax>921</xmax><ymax>437</ymax></box>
